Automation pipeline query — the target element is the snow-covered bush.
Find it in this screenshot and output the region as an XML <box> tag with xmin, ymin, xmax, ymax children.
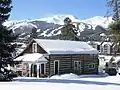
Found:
<box><xmin>105</xmin><ymin>68</ymin><xmax>117</xmax><ymax>76</ymax></box>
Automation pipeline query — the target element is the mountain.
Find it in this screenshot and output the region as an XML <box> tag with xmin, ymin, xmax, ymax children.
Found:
<box><xmin>39</xmin><ymin>15</ymin><xmax>112</xmax><ymax>28</ymax></box>
<box><xmin>38</xmin><ymin>14</ymin><xmax>80</xmax><ymax>25</ymax></box>
<box><xmin>3</xmin><ymin>14</ymin><xmax>113</xmax><ymax>42</ymax></box>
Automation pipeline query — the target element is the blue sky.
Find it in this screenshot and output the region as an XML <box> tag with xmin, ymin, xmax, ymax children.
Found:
<box><xmin>10</xmin><ymin>0</ymin><xmax>108</xmax><ymax>20</ymax></box>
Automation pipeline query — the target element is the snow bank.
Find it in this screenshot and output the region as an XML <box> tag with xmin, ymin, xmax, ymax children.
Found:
<box><xmin>13</xmin><ymin>73</ymin><xmax>120</xmax><ymax>85</ymax></box>
<box><xmin>2</xmin><ymin>73</ymin><xmax>120</xmax><ymax>90</ymax></box>
<box><xmin>50</xmin><ymin>73</ymin><xmax>79</xmax><ymax>79</ymax></box>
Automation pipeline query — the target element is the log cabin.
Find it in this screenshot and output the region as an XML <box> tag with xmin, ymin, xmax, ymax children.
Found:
<box><xmin>14</xmin><ymin>39</ymin><xmax>99</xmax><ymax>77</ymax></box>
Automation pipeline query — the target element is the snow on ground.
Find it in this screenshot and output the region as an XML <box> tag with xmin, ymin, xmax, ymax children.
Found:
<box><xmin>0</xmin><ymin>73</ymin><xmax>120</xmax><ymax>90</ymax></box>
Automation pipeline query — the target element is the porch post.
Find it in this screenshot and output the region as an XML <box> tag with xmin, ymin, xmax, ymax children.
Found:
<box><xmin>14</xmin><ymin>64</ymin><xmax>17</xmax><ymax>72</ymax></box>
<box><xmin>29</xmin><ymin>63</ymin><xmax>31</xmax><ymax>77</ymax></box>
<box><xmin>22</xmin><ymin>62</ymin><xmax>24</xmax><ymax>76</ymax></box>
<box><xmin>37</xmin><ymin>63</ymin><xmax>40</xmax><ymax>78</ymax></box>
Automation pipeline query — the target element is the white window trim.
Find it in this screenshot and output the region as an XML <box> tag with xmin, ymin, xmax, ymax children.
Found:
<box><xmin>40</xmin><ymin>63</ymin><xmax>46</xmax><ymax>74</ymax></box>
<box><xmin>88</xmin><ymin>63</ymin><xmax>95</xmax><ymax>69</ymax></box>
<box><xmin>103</xmin><ymin>44</ymin><xmax>111</xmax><ymax>54</ymax></box>
<box><xmin>32</xmin><ymin>43</ymin><xmax>37</xmax><ymax>53</ymax></box>
<box><xmin>54</xmin><ymin>60</ymin><xmax>59</xmax><ymax>74</ymax></box>
<box><xmin>74</xmin><ymin>61</ymin><xmax>81</xmax><ymax>69</ymax></box>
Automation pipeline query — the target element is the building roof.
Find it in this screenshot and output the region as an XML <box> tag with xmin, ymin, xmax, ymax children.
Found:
<box><xmin>34</xmin><ymin>39</ymin><xmax>99</xmax><ymax>54</ymax></box>
<box><xmin>101</xmin><ymin>42</ymin><xmax>113</xmax><ymax>46</ymax></box>
<box><xmin>112</xmin><ymin>56</ymin><xmax>120</xmax><ymax>63</ymax></box>
<box><xmin>99</xmin><ymin>55</ymin><xmax>120</xmax><ymax>63</ymax></box>
<box><xmin>95</xmin><ymin>42</ymin><xmax>101</xmax><ymax>45</ymax></box>
<box><xmin>99</xmin><ymin>55</ymin><xmax>113</xmax><ymax>63</ymax></box>
<box><xmin>87</xmin><ymin>41</ymin><xmax>101</xmax><ymax>45</ymax></box>
<box><xmin>14</xmin><ymin>53</ymin><xmax>48</xmax><ymax>62</ymax></box>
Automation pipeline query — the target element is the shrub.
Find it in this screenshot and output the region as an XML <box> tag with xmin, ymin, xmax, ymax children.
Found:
<box><xmin>105</xmin><ymin>68</ymin><xmax>117</xmax><ymax>76</ymax></box>
<box><xmin>0</xmin><ymin>73</ymin><xmax>6</xmax><ymax>81</ymax></box>
<box><xmin>9</xmin><ymin>71</ymin><xmax>18</xmax><ymax>78</ymax></box>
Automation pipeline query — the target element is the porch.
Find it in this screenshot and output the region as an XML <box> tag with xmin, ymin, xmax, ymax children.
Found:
<box><xmin>14</xmin><ymin>53</ymin><xmax>48</xmax><ymax>77</ymax></box>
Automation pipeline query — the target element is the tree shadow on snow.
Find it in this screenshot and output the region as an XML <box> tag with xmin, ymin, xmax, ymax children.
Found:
<box><xmin>14</xmin><ymin>78</ymin><xmax>120</xmax><ymax>86</ymax></box>
<box><xmin>79</xmin><ymin>74</ymin><xmax>108</xmax><ymax>78</ymax></box>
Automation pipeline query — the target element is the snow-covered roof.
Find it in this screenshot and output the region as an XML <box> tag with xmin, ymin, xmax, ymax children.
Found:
<box><xmin>95</xmin><ymin>42</ymin><xmax>101</xmax><ymax>45</ymax></box>
<box><xmin>14</xmin><ymin>53</ymin><xmax>48</xmax><ymax>62</ymax></box>
<box><xmin>34</xmin><ymin>39</ymin><xmax>99</xmax><ymax>54</ymax></box>
<box><xmin>100</xmin><ymin>33</ymin><xmax>106</xmax><ymax>37</ymax></box>
<box><xmin>112</xmin><ymin>56</ymin><xmax>120</xmax><ymax>63</ymax></box>
<box><xmin>87</xmin><ymin>41</ymin><xmax>101</xmax><ymax>45</ymax></box>
<box><xmin>101</xmin><ymin>42</ymin><xmax>113</xmax><ymax>46</ymax></box>
<box><xmin>98</xmin><ymin>55</ymin><xmax>113</xmax><ymax>62</ymax></box>
<box><xmin>99</xmin><ymin>55</ymin><xmax>120</xmax><ymax>63</ymax></box>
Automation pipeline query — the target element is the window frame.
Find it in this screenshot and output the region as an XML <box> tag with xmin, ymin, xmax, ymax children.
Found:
<box><xmin>103</xmin><ymin>44</ymin><xmax>110</xmax><ymax>54</ymax></box>
<box><xmin>54</xmin><ymin>60</ymin><xmax>59</xmax><ymax>74</ymax></box>
<box><xmin>74</xmin><ymin>61</ymin><xmax>81</xmax><ymax>70</ymax></box>
<box><xmin>88</xmin><ymin>63</ymin><xmax>95</xmax><ymax>69</ymax></box>
<box><xmin>32</xmin><ymin>43</ymin><xmax>37</xmax><ymax>53</ymax></box>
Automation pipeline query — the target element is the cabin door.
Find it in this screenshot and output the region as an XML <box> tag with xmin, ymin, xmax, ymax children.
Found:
<box><xmin>54</xmin><ymin>60</ymin><xmax>59</xmax><ymax>75</ymax></box>
<box><xmin>74</xmin><ymin>61</ymin><xmax>81</xmax><ymax>74</ymax></box>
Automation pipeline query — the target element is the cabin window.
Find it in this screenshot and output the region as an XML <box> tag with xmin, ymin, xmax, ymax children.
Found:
<box><xmin>103</xmin><ymin>44</ymin><xmax>110</xmax><ymax>54</ymax></box>
<box><xmin>32</xmin><ymin>43</ymin><xmax>37</xmax><ymax>53</ymax></box>
<box><xmin>74</xmin><ymin>61</ymin><xmax>81</xmax><ymax>69</ymax></box>
<box><xmin>88</xmin><ymin>63</ymin><xmax>95</xmax><ymax>69</ymax></box>
<box><xmin>104</xmin><ymin>44</ymin><xmax>108</xmax><ymax>53</ymax></box>
<box><xmin>54</xmin><ymin>60</ymin><xmax>59</xmax><ymax>75</ymax></box>
<box><xmin>97</xmin><ymin>45</ymin><xmax>100</xmax><ymax>51</ymax></box>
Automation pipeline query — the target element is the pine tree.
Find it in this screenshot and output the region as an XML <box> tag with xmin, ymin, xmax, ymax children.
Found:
<box><xmin>0</xmin><ymin>0</ymin><xmax>17</xmax><ymax>79</ymax></box>
<box><xmin>30</xmin><ymin>27</ymin><xmax>37</xmax><ymax>38</ymax></box>
<box><xmin>107</xmin><ymin>0</ymin><xmax>120</xmax><ymax>44</ymax></box>
<box><xmin>107</xmin><ymin>0</ymin><xmax>120</xmax><ymax>61</ymax></box>
<box><xmin>109</xmin><ymin>21</ymin><xmax>120</xmax><ymax>43</ymax></box>
<box><xmin>27</xmin><ymin>27</ymin><xmax>38</xmax><ymax>43</ymax></box>
<box><xmin>107</xmin><ymin>0</ymin><xmax>120</xmax><ymax>22</ymax></box>
<box><xmin>60</xmin><ymin>17</ymin><xmax>78</xmax><ymax>40</ymax></box>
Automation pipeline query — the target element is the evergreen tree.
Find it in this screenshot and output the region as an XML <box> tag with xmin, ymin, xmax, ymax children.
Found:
<box><xmin>30</xmin><ymin>27</ymin><xmax>37</xmax><ymax>38</ymax></box>
<box><xmin>107</xmin><ymin>0</ymin><xmax>120</xmax><ymax>22</ymax></box>
<box><xmin>109</xmin><ymin>21</ymin><xmax>120</xmax><ymax>43</ymax></box>
<box><xmin>60</xmin><ymin>17</ymin><xmax>78</xmax><ymax>40</ymax></box>
<box><xmin>107</xmin><ymin>0</ymin><xmax>120</xmax><ymax>44</ymax></box>
<box><xmin>27</xmin><ymin>27</ymin><xmax>38</xmax><ymax>43</ymax></box>
<box><xmin>107</xmin><ymin>0</ymin><xmax>120</xmax><ymax>59</ymax></box>
<box><xmin>0</xmin><ymin>0</ymin><xmax>17</xmax><ymax>79</ymax></box>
